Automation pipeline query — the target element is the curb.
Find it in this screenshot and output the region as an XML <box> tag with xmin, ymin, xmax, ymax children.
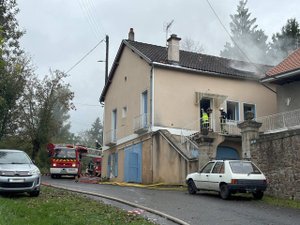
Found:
<box><xmin>42</xmin><ymin>182</ymin><xmax>190</xmax><ymax>225</ymax></box>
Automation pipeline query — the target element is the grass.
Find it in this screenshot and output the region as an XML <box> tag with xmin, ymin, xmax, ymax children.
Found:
<box><xmin>0</xmin><ymin>186</ymin><xmax>155</xmax><ymax>225</ymax></box>
<box><xmin>263</xmin><ymin>195</ymin><xmax>300</xmax><ymax>209</ymax></box>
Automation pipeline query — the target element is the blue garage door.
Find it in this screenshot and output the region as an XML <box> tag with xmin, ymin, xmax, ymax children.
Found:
<box><xmin>216</xmin><ymin>146</ymin><xmax>239</xmax><ymax>160</ymax></box>
<box><xmin>124</xmin><ymin>143</ymin><xmax>142</xmax><ymax>183</ymax></box>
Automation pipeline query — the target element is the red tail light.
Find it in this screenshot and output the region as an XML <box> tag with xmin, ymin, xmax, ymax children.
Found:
<box><xmin>231</xmin><ymin>179</ymin><xmax>238</xmax><ymax>184</ymax></box>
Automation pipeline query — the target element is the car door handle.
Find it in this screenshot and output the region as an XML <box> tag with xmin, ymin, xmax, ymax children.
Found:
<box><xmin>219</xmin><ymin>175</ymin><xmax>222</xmax><ymax>177</ymax></box>
<box><xmin>206</xmin><ymin>175</ymin><xmax>209</xmax><ymax>177</ymax></box>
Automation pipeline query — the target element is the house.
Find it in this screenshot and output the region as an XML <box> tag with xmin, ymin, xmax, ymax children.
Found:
<box><xmin>99</xmin><ymin>28</ymin><xmax>277</xmax><ymax>185</ymax></box>
<box><xmin>262</xmin><ymin>48</ymin><xmax>300</xmax><ymax>113</ymax></box>
<box><xmin>258</xmin><ymin>48</ymin><xmax>300</xmax><ymax>133</ymax></box>
<box><xmin>241</xmin><ymin>49</ymin><xmax>300</xmax><ymax>200</ymax></box>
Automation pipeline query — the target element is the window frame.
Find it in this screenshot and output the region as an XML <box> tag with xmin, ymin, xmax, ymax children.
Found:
<box><xmin>226</xmin><ymin>100</ymin><xmax>240</xmax><ymax>122</ymax></box>
<box><xmin>243</xmin><ymin>102</ymin><xmax>256</xmax><ymax>120</ymax></box>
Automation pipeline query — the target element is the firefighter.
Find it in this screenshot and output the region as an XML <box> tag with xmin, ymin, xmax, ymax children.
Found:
<box><xmin>220</xmin><ymin>108</ymin><xmax>227</xmax><ymax>133</ymax></box>
<box><xmin>95</xmin><ymin>140</ymin><xmax>101</xmax><ymax>150</ymax></box>
<box><xmin>201</xmin><ymin>109</ymin><xmax>209</xmax><ymax>129</ymax></box>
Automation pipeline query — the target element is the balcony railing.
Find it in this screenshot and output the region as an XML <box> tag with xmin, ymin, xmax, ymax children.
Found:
<box><xmin>105</xmin><ymin>129</ymin><xmax>117</xmax><ymax>146</ymax></box>
<box><xmin>133</xmin><ymin>113</ymin><xmax>149</xmax><ymax>134</ymax></box>
<box><xmin>180</xmin><ymin>118</ymin><xmax>241</xmax><ymax>140</ymax></box>
<box><xmin>219</xmin><ymin>120</ymin><xmax>241</xmax><ymax>135</ymax></box>
<box><xmin>256</xmin><ymin>108</ymin><xmax>300</xmax><ymax>133</ymax></box>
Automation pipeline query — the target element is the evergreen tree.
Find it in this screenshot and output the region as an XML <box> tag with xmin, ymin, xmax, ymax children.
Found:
<box><xmin>220</xmin><ymin>0</ymin><xmax>269</xmax><ymax>64</ymax></box>
<box><xmin>89</xmin><ymin>117</ymin><xmax>103</xmax><ymax>147</ymax></box>
<box><xmin>268</xmin><ymin>18</ymin><xmax>300</xmax><ymax>64</ymax></box>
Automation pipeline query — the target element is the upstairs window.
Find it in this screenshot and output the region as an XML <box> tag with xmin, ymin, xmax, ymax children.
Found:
<box><xmin>122</xmin><ymin>106</ymin><xmax>127</xmax><ymax>118</ymax></box>
<box><xmin>226</xmin><ymin>101</ymin><xmax>239</xmax><ymax>121</ymax></box>
<box><xmin>243</xmin><ymin>103</ymin><xmax>256</xmax><ymax>119</ymax></box>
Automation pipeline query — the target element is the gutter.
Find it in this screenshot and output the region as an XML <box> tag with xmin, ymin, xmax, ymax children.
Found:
<box><xmin>261</xmin><ymin>68</ymin><xmax>300</xmax><ymax>83</ymax></box>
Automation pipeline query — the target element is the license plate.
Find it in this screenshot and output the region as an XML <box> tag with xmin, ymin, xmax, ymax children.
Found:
<box><xmin>8</xmin><ymin>178</ymin><xmax>25</xmax><ymax>183</ymax></box>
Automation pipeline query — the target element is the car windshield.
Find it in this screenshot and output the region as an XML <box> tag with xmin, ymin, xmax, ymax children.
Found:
<box><xmin>229</xmin><ymin>161</ymin><xmax>261</xmax><ymax>174</ymax></box>
<box><xmin>53</xmin><ymin>148</ymin><xmax>76</xmax><ymax>159</ymax></box>
<box><xmin>0</xmin><ymin>151</ymin><xmax>32</xmax><ymax>164</ymax></box>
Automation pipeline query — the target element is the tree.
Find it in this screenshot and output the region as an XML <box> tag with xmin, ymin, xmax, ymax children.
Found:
<box><xmin>181</xmin><ymin>37</ymin><xmax>204</xmax><ymax>53</ymax></box>
<box><xmin>74</xmin><ymin>117</ymin><xmax>103</xmax><ymax>148</ymax></box>
<box><xmin>268</xmin><ymin>18</ymin><xmax>300</xmax><ymax>64</ymax></box>
<box><xmin>89</xmin><ymin>117</ymin><xmax>103</xmax><ymax>147</ymax></box>
<box><xmin>17</xmin><ymin>70</ymin><xmax>74</xmax><ymax>160</ymax></box>
<box><xmin>220</xmin><ymin>0</ymin><xmax>269</xmax><ymax>64</ymax></box>
<box><xmin>0</xmin><ymin>0</ymin><xmax>24</xmax><ymax>58</ymax></box>
<box><xmin>0</xmin><ymin>0</ymin><xmax>28</xmax><ymax>140</ymax></box>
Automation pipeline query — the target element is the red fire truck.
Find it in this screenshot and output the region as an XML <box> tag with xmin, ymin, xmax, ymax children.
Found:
<box><xmin>87</xmin><ymin>157</ymin><xmax>102</xmax><ymax>177</ymax></box>
<box><xmin>47</xmin><ymin>143</ymin><xmax>88</xmax><ymax>179</ymax></box>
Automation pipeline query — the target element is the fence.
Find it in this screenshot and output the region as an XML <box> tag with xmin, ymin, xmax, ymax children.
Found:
<box><xmin>256</xmin><ymin>108</ymin><xmax>300</xmax><ymax>133</ymax></box>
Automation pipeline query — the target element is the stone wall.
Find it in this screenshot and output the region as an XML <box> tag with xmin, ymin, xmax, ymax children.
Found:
<box><xmin>251</xmin><ymin>129</ymin><xmax>300</xmax><ymax>200</ymax></box>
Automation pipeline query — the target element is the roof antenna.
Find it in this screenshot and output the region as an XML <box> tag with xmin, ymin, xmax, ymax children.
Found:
<box><xmin>164</xmin><ymin>19</ymin><xmax>174</xmax><ymax>46</ymax></box>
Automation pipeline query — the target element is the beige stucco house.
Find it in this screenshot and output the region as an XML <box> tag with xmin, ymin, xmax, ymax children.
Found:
<box><xmin>99</xmin><ymin>29</ymin><xmax>277</xmax><ymax>185</ymax></box>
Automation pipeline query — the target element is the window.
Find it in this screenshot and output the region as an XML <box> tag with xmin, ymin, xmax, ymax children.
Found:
<box><xmin>141</xmin><ymin>91</ymin><xmax>148</xmax><ymax>127</ymax></box>
<box><xmin>201</xmin><ymin>162</ymin><xmax>215</xmax><ymax>173</ymax></box>
<box><xmin>226</xmin><ymin>101</ymin><xmax>239</xmax><ymax>121</ymax></box>
<box><xmin>212</xmin><ymin>162</ymin><xmax>225</xmax><ymax>174</ymax></box>
<box><xmin>122</xmin><ymin>106</ymin><xmax>127</xmax><ymax>118</ymax></box>
<box><xmin>111</xmin><ymin>109</ymin><xmax>117</xmax><ymax>142</ymax></box>
<box><xmin>243</xmin><ymin>103</ymin><xmax>256</xmax><ymax>119</ymax></box>
<box><xmin>229</xmin><ymin>161</ymin><xmax>261</xmax><ymax>174</ymax></box>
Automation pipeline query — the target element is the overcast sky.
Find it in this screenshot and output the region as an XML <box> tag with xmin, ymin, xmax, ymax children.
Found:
<box><xmin>16</xmin><ymin>0</ymin><xmax>300</xmax><ymax>134</ymax></box>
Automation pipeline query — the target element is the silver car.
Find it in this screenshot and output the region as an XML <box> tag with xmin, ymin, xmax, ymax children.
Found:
<box><xmin>0</xmin><ymin>149</ymin><xmax>41</xmax><ymax>197</ymax></box>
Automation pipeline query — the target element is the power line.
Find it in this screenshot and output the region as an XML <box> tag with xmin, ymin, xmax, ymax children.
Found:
<box><xmin>205</xmin><ymin>0</ymin><xmax>254</xmax><ymax>64</ymax></box>
<box><xmin>66</xmin><ymin>37</ymin><xmax>105</xmax><ymax>74</ymax></box>
<box><xmin>78</xmin><ymin>0</ymin><xmax>102</xmax><ymax>39</ymax></box>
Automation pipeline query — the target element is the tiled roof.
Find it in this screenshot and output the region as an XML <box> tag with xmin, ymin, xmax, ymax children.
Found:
<box><xmin>266</xmin><ymin>48</ymin><xmax>300</xmax><ymax>76</ymax></box>
<box><xmin>126</xmin><ymin>40</ymin><xmax>271</xmax><ymax>80</ymax></box>
<box><xmin>99</xmin><ymin>39</ymin><xmax>272</xmax><ymax>102</ymax></box>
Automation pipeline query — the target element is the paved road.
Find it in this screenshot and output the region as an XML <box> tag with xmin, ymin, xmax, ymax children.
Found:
<box><xmin>42</xmin><ymin>176</ymin><xmax>300</xmax><ymax>225</ymax></box>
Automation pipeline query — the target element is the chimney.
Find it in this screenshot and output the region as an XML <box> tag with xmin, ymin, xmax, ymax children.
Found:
<box><xmin>167</xmin><ymin>34</ymin><xmax>181</xmax><ymax>64</ymax></box>
<box><xmin>128</xmin><ymin>28</ymin><xmax>135</xmax><ymax>41</ymax></box>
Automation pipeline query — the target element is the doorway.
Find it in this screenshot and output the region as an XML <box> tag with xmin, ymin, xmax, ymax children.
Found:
<box><xmin>200</xmin><ymin>98</ymin><xmax>213</xmax><ymax>130</ymax></box>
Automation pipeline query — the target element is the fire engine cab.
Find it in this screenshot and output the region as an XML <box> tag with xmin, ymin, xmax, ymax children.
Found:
<box><xmin>47</xmin><ymin>143</ymin><xmax>102</xmax><ymax>179</ymax></box>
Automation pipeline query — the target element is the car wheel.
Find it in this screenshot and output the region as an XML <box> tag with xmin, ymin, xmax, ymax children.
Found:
<box><xmin>220</xmin><ymin>184</ymin><xmax>231</xmax><ymax>200</ymax></box>
<box><xmin>29</xmin><ymin>190</ymin><xmax>40</xmax><ymax>197</ymax></box>
<box><xmin>253</xmin><ymin>191</ymin><xmax>264</xmax><ymax>200</ymax></box>
<box><xmin>187</xmin><ymin>180</ymin><xmax>197</xmax><ymax>195</ymax></box>
<box><xmin>51</xmin><ymin>174</ymin><xmax>56</xmax><ymax>179</ymax></box>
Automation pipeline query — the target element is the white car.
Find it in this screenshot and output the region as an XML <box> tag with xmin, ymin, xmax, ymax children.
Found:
<box><xmin>186</xmin><ymin>160</ymin><xmax>267</xmax><ymax>199</ymax></box>
<box><xmin>0</xmin><ymin>149</ymin><xmax>41</xmax><ymax>197</ymax></box>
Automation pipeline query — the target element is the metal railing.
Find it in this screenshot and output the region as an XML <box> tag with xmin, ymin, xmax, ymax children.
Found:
<box><xmin>133</xmin><ymin>113</ymin><xmax>149</xmax><ymax>131</ymax></box>
<box><xmin>256</xmin><ymin>108</ymin><xmax>300</xmax><ymax>133</ymax></box>
<box><xmin>180</xmin><ymin>134</ymin><xmax>200</xmax><ymax>159</ymax></box>
<box><xmin>219</xmin><ymin>120</ymin><xmax>241</xmax><ymax>135</ymax></box>
<box><xmin>180</xmin><ymin>118</ymin><xmax>241</xmax><ymax>141</ymax></box>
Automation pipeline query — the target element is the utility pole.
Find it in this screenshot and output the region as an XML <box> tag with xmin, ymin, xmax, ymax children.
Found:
<box><xmin>105</xmin><ymin>35</ymin><xmax>109</xmax><ymax>84</ymax></box>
